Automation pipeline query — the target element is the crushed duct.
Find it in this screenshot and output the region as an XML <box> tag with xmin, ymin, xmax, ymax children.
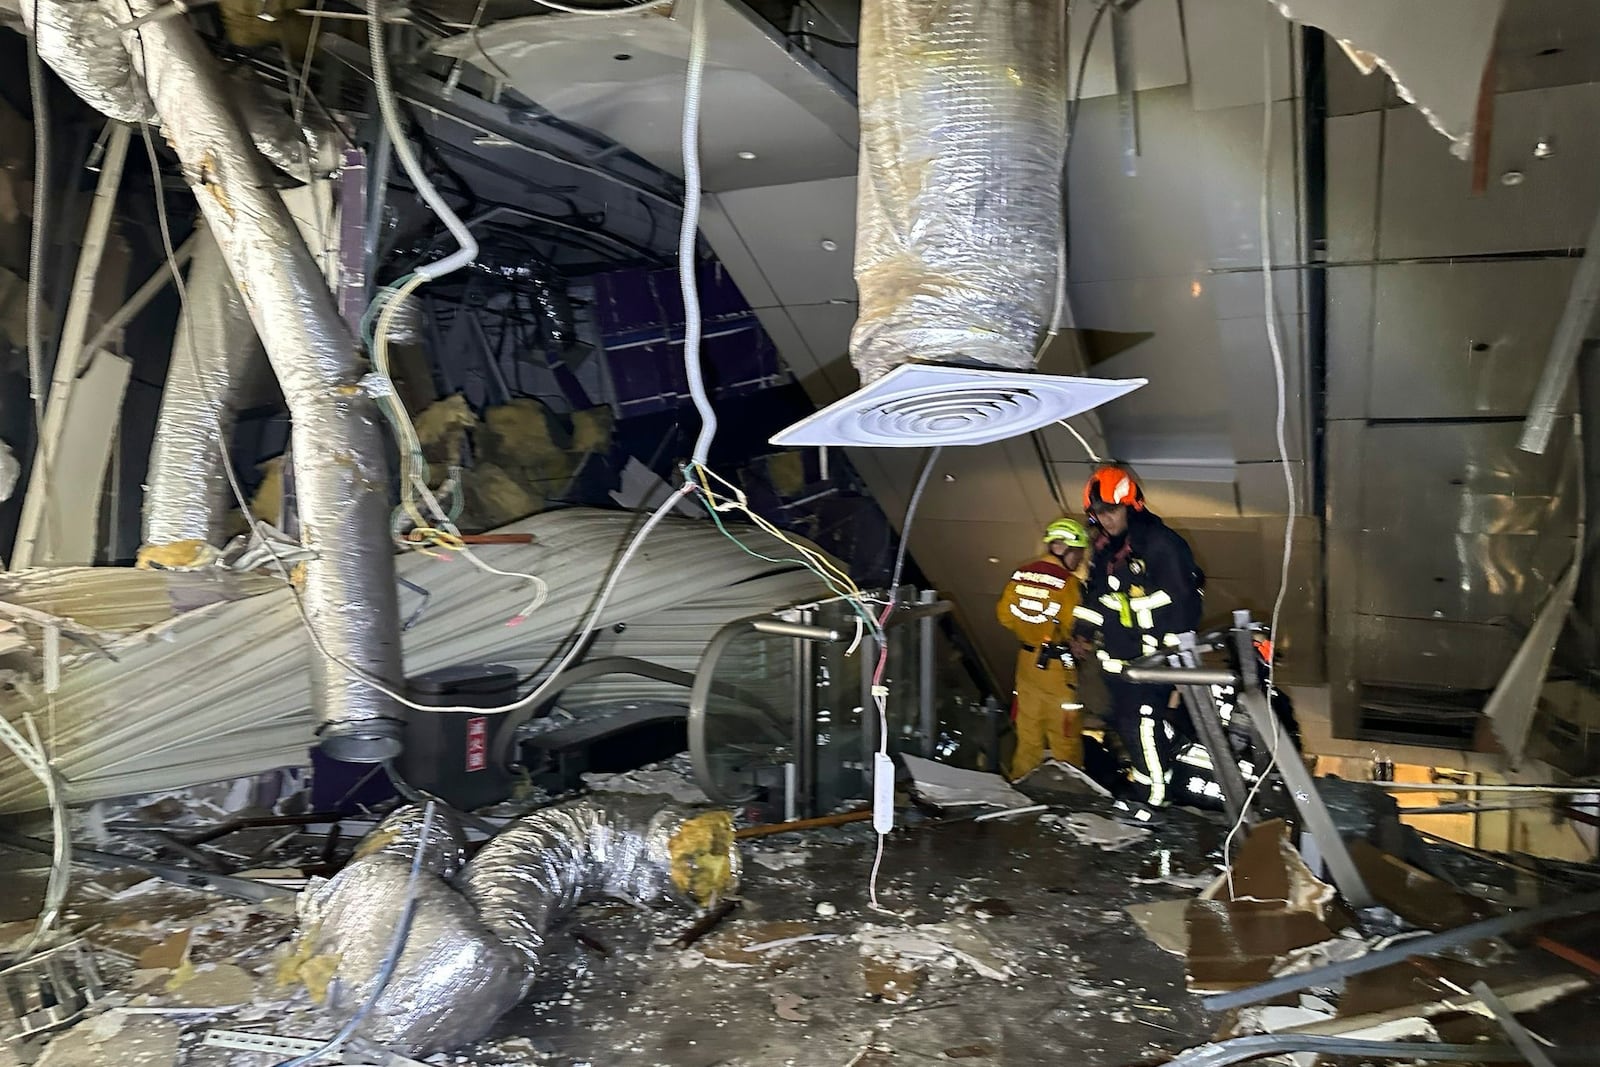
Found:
<box><xmin>772</xmin><ymin>0</ymin><xmax>1146</xmax><ymax>449</ymax></box>
<box><xmin>30</xmin><ymin>0</ymin><xmax>406</xmax><ymax>761</ymax></box>
<box><xmin>138</xmin><ymin>229</ymin><xmax>267</xmax><ymax>568</ymax></box>
<box><xmin>231</xmin><ymin>73</ymin><xmax>343</xmax><ymax>183</ymax></box>
<box><xmin>25</xmin><ymin>0</ymin><xmax>154</xmax><ymax>124</ymax></box>
<box><xmin>849</xmin><ymin>0</ymin><xmax>1066</xmax><ymax>385</ymax></box>
<box><xmin>297</xmin><ymin>802</ymin><xmax>739</xmax><ymax>1054</ymax></box>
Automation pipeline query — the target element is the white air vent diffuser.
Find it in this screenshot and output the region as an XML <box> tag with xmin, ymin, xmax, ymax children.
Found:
<box><xmin>770</xmin><ymin>364</ymin><xmax>1145</xmax><ymax>448</ymax></box>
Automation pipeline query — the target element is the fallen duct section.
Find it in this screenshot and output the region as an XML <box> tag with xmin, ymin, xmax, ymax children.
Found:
<box><xmin>771</xmin><ymin>0</ymin><xmax>1144</xmax><ymax>449</ymax></box>
<box><xmin>293</xmin><ymin>802</ymin><xmax>740</xmax><ymax>1054</ymax></box>
<box><xmin>138</xmin><ymin>228</ymin><xmax>268</xmax><ymax>567</ymax></box>
<box><xmin>26</xmin><ymin>0</ymin><xmax>406</xmax><ymax>763</ymax></box>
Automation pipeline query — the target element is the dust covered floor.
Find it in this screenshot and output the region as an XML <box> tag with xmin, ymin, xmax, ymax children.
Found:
<box><xmin>0</xmin><ymin>782</ymin><xmax>1225</xmax><ymax>1066</ymax></box>
<box><xmin>483</xmin><ymin>790</ymin><xmax>1223</xmax><ymax>1067</ymax></box>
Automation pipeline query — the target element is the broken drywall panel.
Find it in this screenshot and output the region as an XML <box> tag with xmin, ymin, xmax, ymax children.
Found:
<box><xmin>1200</xmin><ymin>819</ymin><xmax>1334</xmax><ymax>920</ymax></box>
<box><xmin>1127</xmin><ymin>899</ymin><xmax>1191</xmax><ymax>957</ymax></box>
<box><xmin>26</xmin><ymin>350</ymin><xmax>132</xmax><ymax>565</ymax></box>
<box><xmin>1268</xmin><ymin>0</ymin><xmax>1504</xmax><ymax>159</ymax></box>
<box><xmin>900</xmin><ymin>754</ymin><xmax>1030</xmax><ymax>810</ymax></box>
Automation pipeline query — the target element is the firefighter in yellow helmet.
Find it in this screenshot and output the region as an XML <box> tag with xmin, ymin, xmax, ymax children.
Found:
<box><xmin>996</xmin><ymin>518</ymin><xmax>1090</xmax><ymax>779</ymax></box>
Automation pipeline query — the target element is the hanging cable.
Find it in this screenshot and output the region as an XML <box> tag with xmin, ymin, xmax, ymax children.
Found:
<box><xmin>526</xmin><ymin>0</ymin><xmax>674</xmax><ymax>15</ymax></box>
<box><xmin>1057</xmin><ymin>419</ymin><xmax>1102</xmax><ymax>464</ymax></box>
<box><xmin>1222</xmin><ymin>25</ymin><xmax>1297</xmax><ymax>894</ymax></box>
<box><xmin>679</xmin><ymin>0</ymin><xmax>715</xmax><ymax>467</ymax></box>
<box><xmin>367</xmin><ymin>0</ymin><xmax>476</xmax><ymax>280</ymax></box>
<box><xmin>868</xmin><ymin>447</ymin><xmax>941</xmax><ymax>911</ymax></box>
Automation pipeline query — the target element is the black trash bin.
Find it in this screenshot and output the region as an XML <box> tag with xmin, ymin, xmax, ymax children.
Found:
<box><xmin>400</xmin><ymin>664</ymin><xmax>519</xmax><ymax>811</ymax></box>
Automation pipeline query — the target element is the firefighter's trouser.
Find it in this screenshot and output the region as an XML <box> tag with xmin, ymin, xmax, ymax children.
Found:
<box><xmin>1009</xmin><ymin>649</ymin><xmax>1083</xmax><ymax>779</ymax></box>
<box><xmin>1104</xmin><ymin>677</ymin><xmax>1180</xmax><ymax>806</ymax></box>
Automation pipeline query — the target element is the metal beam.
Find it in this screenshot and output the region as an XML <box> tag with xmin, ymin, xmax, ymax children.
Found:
<box><xmin>12</xmin><ymin>123</ymin><xmax>131</xmax><ymax>569</ymax></box>
<box><xmin>1520</xmin><ymin>199</ymin><xmax>1600</xmax><ymax>454</ymax></box>
<box><xmin>1230</xmin><ymin>610</ymin><xmax>1375</xmax><ymax>909</ymax></box>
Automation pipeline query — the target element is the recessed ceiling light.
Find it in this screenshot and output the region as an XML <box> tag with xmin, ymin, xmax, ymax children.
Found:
<box><xmin>737</xmin><ymin>151</ymin><xmax>757</xmax><ymax>160</ymax></box>
<box><xmin>1501</xmin><ymin>170</ymin><xmax>1526</xmax><ymax>186</ymax></box>
<box><xmin>987</xmin><ymin>557</ymin><xmax>1000</xmax><ymax>564</ymax></box>
<box><xmin>770</xmin><ymin>364</ymin><xmax>1146</xmax><ymax>449</ymax></box>
<box><xmin>819</xmin><ymin>239</ymin><xmax>839</xmax><ymax>252</ymax></box>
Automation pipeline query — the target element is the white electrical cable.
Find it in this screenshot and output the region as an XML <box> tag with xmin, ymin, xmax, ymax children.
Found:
<box><xmin>867</xmin><ymin>449</ymin><xmax>941</xmax><ymax>911</ymax></box>
<box><xmin>1222</xmin><ymin>27</ymin><xmax>1296</xmax><ymax>894</ymax></box>
<box><xmin>132</xmin><ymin>0</ymin><xmax>712</xmax><ymax>720</ymax></box>
<box><xmin>367</xmin><ymin>0</ymin><xmax>477</xmax><ymax>280</ymax></box>
<box><xmin>679</xmin><ymin>0</ymin><xmax>715</xmax><ymax>467</ymax></box>
<box><xmin>1057</xmin><ymin>419</ymin><xmax>1102</xmax><ymax>464</ymax></box>
<box><xmin>526</xmin><ymin>0</ymin><xmax>673</xmax><ymax>15</ymax></box>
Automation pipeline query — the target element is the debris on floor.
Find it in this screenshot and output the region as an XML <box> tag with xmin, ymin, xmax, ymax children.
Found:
<box><xmin>1043</xmin><ymin>811</ymin><xmax>1152</xmax><ymax>851</ymax></box>
<box><xmin>580</xmin><ymin>754</ymin><xmax>711</xmax><ymax>806</ymax></box>
<box><xmin>900</xmin><ymin>754</ymin><xmax>1031</xmax><ymax>810</ymax></box>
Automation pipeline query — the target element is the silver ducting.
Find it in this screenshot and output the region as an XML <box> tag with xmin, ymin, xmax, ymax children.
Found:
<box><xmin>27</xmin><ymin>0</ymin><xmax>405</xmax><ymax>760</ymax></box>
<box><xmin>303</xmin><ymin>854</ymin><xmax>527</xmax><ymax>1054</ymax></box>
<box><xmin>848</xmin><ymin>0</ymin><xmax>1067</xmax><ymax>384</ymax></box>
<box><xmin>139</xmin><ymin>229</ymin><xmax>267</xmax><ymax>565</ymax></box>
<box><xmin>352</xmin><ymin>804</ymin><xmax>470</xmax><ymax>878</ymax></box>
<box><xmin>459</xmin><ymin>803</ymin><xmax>740</xmax><ymax>979</ymax></box>
<box><xmin>299</xmin><ymin>803</ymin><xmax>740</xmax><ymax>1054</ymax></box>
<box><xmin>23</xmin><ymin>0</ymin><xmax>153</xmax><ymax>124</ymax></box>
<box><xmin>231</xmin><ymin>72</ymin><xmax>343</xmax><ymax>183</ymax></box>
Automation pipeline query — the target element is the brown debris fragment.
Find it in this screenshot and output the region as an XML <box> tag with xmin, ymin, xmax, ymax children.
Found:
<box><xmin>864</xmin><ymin>957</ymin><xmax>925</xmax><ymax>1003</ymax></box>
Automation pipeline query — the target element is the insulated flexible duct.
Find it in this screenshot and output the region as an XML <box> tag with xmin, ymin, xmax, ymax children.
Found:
<box><xmin>139</xmin><ymin>229</ymin><xmax>267</xmax><ymax>565</ymax></box>
<box><xmin>29</xmin><ymin>0</ymin><xmax>407</xmax><ymax>761</ymax></box>
<box><xmin>849</xmin><ymin>0</ymin><xmax>1067</xmax><ymax>384</ymax></box>
<box><xmin>298</xmin><ymin>802</ymin><xmax>739</xmax><ymax>1054</ymax></box>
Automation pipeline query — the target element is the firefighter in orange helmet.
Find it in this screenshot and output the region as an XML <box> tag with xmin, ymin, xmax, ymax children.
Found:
<box><xmin>996</xmin><ymin>518</ymin><xmax>1091</xmax><ymax>779</ymax></box>
<box><xmin>1072</xmin><ymin>464</ymin><xmax>1205</xmax><ymax>807</ymax></box>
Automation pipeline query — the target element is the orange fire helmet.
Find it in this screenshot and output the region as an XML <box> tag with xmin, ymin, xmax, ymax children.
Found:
<box><xmin>1083</xmin><ymin>464</ymin><xmax>1145</xmax><ymax>513</ymax></box>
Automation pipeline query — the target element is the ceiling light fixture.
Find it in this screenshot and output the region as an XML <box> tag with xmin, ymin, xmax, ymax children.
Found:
<box><xmin>770</xmin><ymin>364</ymin><xmax>1145</xmax><ymax>449</ymax></box>
<box><xmin>737</xmin><ymin>150</ymin><xmax>757</xmax><ymax>160</ymax></box>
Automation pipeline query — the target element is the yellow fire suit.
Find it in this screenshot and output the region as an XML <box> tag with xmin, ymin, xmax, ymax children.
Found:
<box><xmin>996</xmin><ymin>557</ymin><xmax>1084</xmax><ymax>778</ymax></box>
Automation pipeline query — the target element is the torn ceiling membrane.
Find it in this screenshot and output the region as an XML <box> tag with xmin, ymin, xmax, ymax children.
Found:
<box><xmin>0</xmin><ymin>509</ymin><xmax>829</xmax><ymax>812</ymax></box>
<box><xmin>1269</xmin><ymin>0</ymin><xmax>1505</xmax><ymax>159</ymax></box>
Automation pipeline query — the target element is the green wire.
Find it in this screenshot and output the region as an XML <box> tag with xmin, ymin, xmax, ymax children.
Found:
<box><xmin>693</xmin><ymin>477</ymin><xmax>883</xmax><ymax>640</ymax></box>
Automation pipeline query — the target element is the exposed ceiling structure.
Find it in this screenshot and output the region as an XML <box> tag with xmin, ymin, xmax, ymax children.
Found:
<box><xmin>0</xmin><ymin>0</ymin><xmax>1596</xmax><ymax>803</ymax></box>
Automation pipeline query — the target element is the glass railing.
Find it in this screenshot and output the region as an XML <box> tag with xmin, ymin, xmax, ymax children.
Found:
<box><xmin>689</xmin><ymin>590</ymin><xmax>993</xmax><ymax>817</ymax></box>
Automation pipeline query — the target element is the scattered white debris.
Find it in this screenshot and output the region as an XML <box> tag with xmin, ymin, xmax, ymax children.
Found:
<box><xmin>856</xmin><ymin>922</ymin><xmax>1014</xmax><ymax>982</ymax></box>
<box><xmin>751</xmin><ymin>850</ymin><xmax>807</xmax><ymax>872</ymax></box>
<box><xmin>1019</xmin><ymin>760</ymin><xmax>1114</xmax><ymax>798</ymax></box>
<box><xmin>1042</xmin><ymin>812</ymin><xmax>1152</xmax><ymax>852</ymax></box>
<box><xmin>582</xmin><ymin>756</ymin><xmax>710</xmax><ymax>805</ymax></box>
<box><xmin>815</xmin><ymin>901</ymin><xmax>838</xmax><ymax>918</ymax></box>
<box><xmin>900</xmin><ymin>755</ymin><xmax>1031</xmax><ymax>810</ymax></box>
<box><xmin>743</xmin><ymin>933</ymin><xmax>843</xmax><ymax>954</ymax></box>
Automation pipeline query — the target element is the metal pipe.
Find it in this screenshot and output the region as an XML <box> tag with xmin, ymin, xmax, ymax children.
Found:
<box><xmin>114</xmin><ymin>0</ymin><xmax>404</xmax><ymax>760</ymax></box>
<box><xmin>1202</xmin><ymin>890</ymin><xmax>1600</xmax><ymax>1012</ymax></box>
<box><xmin>1124</xmin><ymin>666</ymin><xmax>1240</xmax><ymax>686</ymax></box>
<box><xmin>78</xmin><ymin>231</ymin><xmax>200</xmax><ymax>365</ymax></box>
<box><xmin>11</xmin><ymin>122</ymin><xmax>130</xmax><ymax>569</ymax></box>
<box><xmin>1471</xmin><ymin>981</ymin><xmax>1558</xmax><ymax>1067</ymax></box>
<box><xmin>1163</xmin><ymin>1035</ymin><xmax>1597</xmax><ymax>1067</ymax></box>
<box><xmin>138</xmin><ymin>229</ymin><xmax>268</xmax><ymax>562</ymax></box>
<box><xmin>751</xmin><ymin>619</ymin><xmax>843</xmax><ymax>642</ymax></box>
<box><xmin>1376</xmin><ymin>782</ymin><xmax>1600</xmax><ymax>795</ymax></box>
